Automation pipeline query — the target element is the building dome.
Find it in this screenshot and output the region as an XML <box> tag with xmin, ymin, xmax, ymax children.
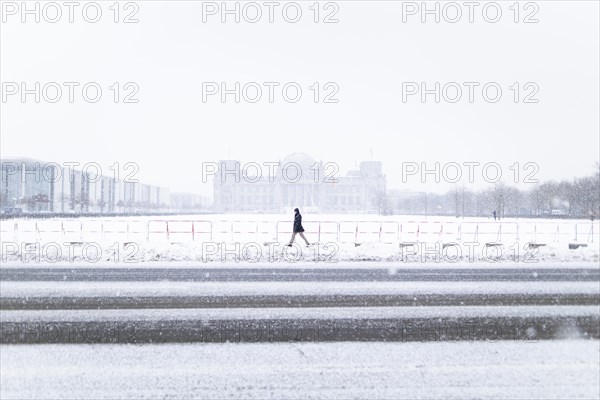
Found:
<box><xmin>277</xmin><ymin>152</ymin><xmax>318</xmax><ymax>181</ymax></box>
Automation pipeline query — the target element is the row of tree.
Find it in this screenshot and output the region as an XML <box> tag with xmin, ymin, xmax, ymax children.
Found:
<box><xmin>383</xmin><ymin>169</ymin><xmax>600</xmax><ymax>219</ymax></box>
<box><xmin>0</xmin><ymin>195</ymin><xmax>170</xmax><ymax>213</ymax></box>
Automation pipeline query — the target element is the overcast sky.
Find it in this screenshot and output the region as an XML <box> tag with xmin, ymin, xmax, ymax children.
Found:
<box><xmin>1</xmin><ymin>0</ymin><xmax>598</xmax><ymax>196</ymax></box>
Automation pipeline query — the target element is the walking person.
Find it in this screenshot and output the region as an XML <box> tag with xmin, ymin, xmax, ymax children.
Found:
<box><xmin>287</xmin><ymin>208</ymin><xmax>311</xmax><ymax>246</ymax></box>
<box><xmin>493</xmin><ymin>210</ymin><xmax>497</xmax><ymax>221</ymax></box>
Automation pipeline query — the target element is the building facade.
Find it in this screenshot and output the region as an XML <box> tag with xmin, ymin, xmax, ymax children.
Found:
<box><xmin>213</xmin><ymin>153</ymin><xmax>386</xmax><ymax>213</ymax></box>
<box><xmin>170</xmin><ymin>192</ymin><xmax>211</xmax><ymax>212</ymax></box>
<box><xmin>0</xmin><ymin>158</ymin><xmax>170</xmax><ymax>213</ymax></box>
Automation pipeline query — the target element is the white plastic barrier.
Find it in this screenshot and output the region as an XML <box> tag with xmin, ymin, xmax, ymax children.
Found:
<box><xmin>357</xmin><ymin>221</ymin><xmax>381</xmax><ymax>243</ymax></box>
<box><xmin>338</xmin><ymin>221</ymin><xmax>358</xmax><ymax>243</ymax></box>
<box><xmin>193</xmin><ymin>221</ymin><xmax>213</xmax><ymax>242</ymax></box>
<box><xmin>379</xmin><ymin>221</ymin><xmax>400</xmax><ymax>243</ymax></box>
<box><xmin>317</xmin><ymin>221</ymin><xmax>339</xmax><ymax>243</ymax></box>
<box><xmin>441</xmin><ymin>221</ymin><xmax>461</xmax><ymax>242</ymax></box>
<box><xmin>256</xmin><ymin>221</ymin><xmax>277</xmax><ymax>243</ymax></box>
<box><xmin>4</xmin><ymin>218</ymin><xmax>599</xmax><ymax>247</ymax></box>
<box><xmin>532</xmin><ymin>222</ymin><xmax>562</xmax><ymax>243</ymax></box>
<box><xmin>400</xmin><ymin>221</ymin><xmax>421</xmax><ymax>242</ymax></box>
<box><xmin>212</xmin><ymin>220</ymin><xmax>235</xmax><ymax>242</ymax></box>
<box><xmin>101</xmin><ymin>220</ymin><xmax>131</xmax><ymax>243</ymax></box>
<box><xmin>13</xmin><ymin>220</ymin><xmax>39</xmax><ymax>242</ymax></box>
<box><xmin>61</xmin><ymin>220</ymin><xmax>84</xmax><ymax>242</ymax></box>
<box><xmin>417</xmin><ymin>221</ymin><xmax>445</xmax><ymax>242</ymax></box>
<box><xmin>301</xmin><ymin>220</ymin><xmax>320</xmax><ymax>239</ymax></box>
<box><xmin>575</xmin><ymin>222</ymin><xmax>599</xmax><ymax>243</ymax></box>
<box><xmin>518</xmin><ymin>222</ymin><xmax>537</xmax><ymax>243</ymax></box>
<box><xmin>167</xmin><ymin>220</ymin><xmax>197</xmax><ymax>243</ymax></box>
<box><xmin>459</xmin><ymin>222</ymin><xmax>484</xmax><ymax>242</ymax></box>
<box><xmin>82</xmin><ymin>219</ymin><xmax>104</xmax><ymax>243</ymax></box>
<box><xmin>232</xmin><ymin>220</ymin><xmax>261</xmax><ymax>242</ymax></box>
<box><xmin>127</xmin><ymin>220</ymin><xmax>147</xmax><ymax>242</ymax></box>
<box><xmin>497</xmin><ymin>222</ymin><xmax>520</xmax><ymax>243</ymax></box>
<box><xmin>0</xmin><ymin>220</ymin><xmax>19</xmax><ymax>242</ymax></box>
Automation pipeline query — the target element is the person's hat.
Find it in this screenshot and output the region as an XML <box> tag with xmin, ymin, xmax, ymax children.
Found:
<box><xmin>294</xmin><ymin>208</ymin><xmax>299</xmax><ymax>212</ymax></box>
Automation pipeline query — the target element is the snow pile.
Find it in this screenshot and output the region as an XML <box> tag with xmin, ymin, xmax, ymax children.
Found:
<box><xmin>2</xmin><ymin>239</ymin><xmax>598</xmax><ymax>264</ymax></box>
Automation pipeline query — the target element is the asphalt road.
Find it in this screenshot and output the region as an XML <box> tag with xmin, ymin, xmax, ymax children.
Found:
<box><xmin>1</xmin><ymin>266</ymin><xmax>599</xmax><ymax>281</ymax></box>
<box><xmin>1</xmin><ymin>265</ymin><xmax>598</xmax><ymax>343</ymax></box>
<box><xmin>3</xmin><ymin>293</ymin><xmax>598</xmax><ymax>309</ymax></box>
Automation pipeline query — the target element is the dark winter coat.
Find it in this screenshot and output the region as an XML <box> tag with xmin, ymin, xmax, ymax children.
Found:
<box><xmin>293</xmin><ymin>211</ymin><xmax>304</xmax><ymax>233</ymax></box>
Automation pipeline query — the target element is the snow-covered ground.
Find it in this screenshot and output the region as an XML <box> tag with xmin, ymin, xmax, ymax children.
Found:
<box><xmin>1</xmin><ymin>214</ymin><xmax>599</xmax><ymax>264</ymax></box>
<box><xmin>2</xmin><ymin>215</ymin><xmax>598</xmax><ymax>399</ymax></box>
<box><xmin>2</xmin><ymin>341</ymin><xmax>598</xmax><ymax>399</ymax></box>
<box><xmin>3</xmin><ymin>305</ymin><xmax>598</xmax><ymax>323</ymax></box>
<box><xmin>2</xmin><ymin>281</ymin><xmax>598</xmax><ymax>298</ymax></box>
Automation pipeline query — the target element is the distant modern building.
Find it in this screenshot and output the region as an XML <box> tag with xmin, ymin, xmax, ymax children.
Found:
<box><xmin>0</xmin><ymin>158</ymin><xmax>170</xmax><ymax>213</ymax></box>
<box><xmin>213</xmin><ymin>153</ymin><xmax>386</xmax><ymax>213</ymax></box>
<box><xmin>170</xmin><ymin>192</ymin><xmax>211</xmax><ymax>212</ymax></box>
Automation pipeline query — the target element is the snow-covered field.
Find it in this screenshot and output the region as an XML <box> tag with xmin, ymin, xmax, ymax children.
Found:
<box><xmin>2</xmin><ymin>341</ymin><xmax>598</xmax><ymax>399</ymax></box>
<box><xmin>1</xmin><ymin>214</ymin><xmax>598</xmax><ymax>264</ymax></box>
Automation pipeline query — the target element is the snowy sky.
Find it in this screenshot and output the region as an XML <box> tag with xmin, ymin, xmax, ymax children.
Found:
<box><xmin>1</xmin><ymin>0</ymin><xmax>598</xmax><ymax>196</ymax></box>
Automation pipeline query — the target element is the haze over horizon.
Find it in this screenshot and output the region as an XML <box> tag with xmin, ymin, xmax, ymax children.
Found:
<box><xmin>1</xmin><ymin>1</ymin><xmax>599</xmax><ymax>197</ymax></box>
